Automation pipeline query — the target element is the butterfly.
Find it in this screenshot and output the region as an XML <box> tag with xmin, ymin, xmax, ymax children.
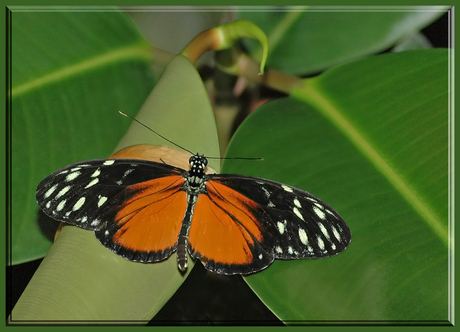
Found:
<box><xmin>36</xmin><ymin>143</ymin><xmax>351</xmax><ymax>275</ymax></box>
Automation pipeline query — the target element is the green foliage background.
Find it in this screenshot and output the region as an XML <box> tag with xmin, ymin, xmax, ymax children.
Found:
<box><xmin>9</xmin><ymin>6</ymin><xmax>451</xmax><ymax>324</ymax></box>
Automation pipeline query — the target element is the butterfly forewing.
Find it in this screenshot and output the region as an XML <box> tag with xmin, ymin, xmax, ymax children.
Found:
<box><xmin>36</xmin><ymin>159</ymin><xmax>188</xmax><ymax>263</ymax></box>
<box><xmin>207</xmin><ymin>175</ymin><xmax>351</xmax><ymax>262</ymax></box>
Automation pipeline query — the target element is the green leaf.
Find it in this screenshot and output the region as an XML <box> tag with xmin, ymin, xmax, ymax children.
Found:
<box><xmin>238</xmin><ymin>7</ymin><xmax>448</xmax><ymax>74</ymax></box>
<box><xmin>222</xmin><ymin>49</ymin><xmax>449</xmax><ymax>321</ymax></box>
<box><xmin>11</xmin><ymin>54</ymin><xmax>220</xmax><ymax>323</ymax></box>
<box><xmin>11</xmin><ymin>11</ymin><xmax>155</xmax><ymax>265</ymax></box>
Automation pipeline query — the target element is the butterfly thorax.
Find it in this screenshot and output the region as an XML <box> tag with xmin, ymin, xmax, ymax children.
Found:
<box><xmin>183</xmin><ymin>154</ymin><xmax>208</xmax><ymax>194</ymax></box>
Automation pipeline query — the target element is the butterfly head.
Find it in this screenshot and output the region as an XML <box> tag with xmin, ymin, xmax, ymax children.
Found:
<box><xmin>189</xmin><ymin>154</ymin><xmax>208</xmax><ymax>172</ymax></box>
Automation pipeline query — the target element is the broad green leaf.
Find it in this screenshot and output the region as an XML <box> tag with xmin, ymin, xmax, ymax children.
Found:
<box><xmin>11</xmin><ymin>11</ymin><xmax>155</xmax><ymax>265</ymax></box>
<box><xmin>238</xmin><ymin>7</ymin><xmax>448</xmax><ymax>74</ymax></box>
<box><xmin>222</xmin><ymin>49</ymin><xmax>449</xmax><ymax>321</ymax></box>
<box><xmin>11</xmin><ymin>54</ymin><xmax>220</xmax><ymax>323</ymax></box>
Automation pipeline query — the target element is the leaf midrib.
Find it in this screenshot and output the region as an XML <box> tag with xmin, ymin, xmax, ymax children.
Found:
<box><xmin>11</xmin><ymin>42</ymin><xmax>153</xmax><ymax>99</ymax></box>
<box><xmin>267</xmin><ymin>7</ymin><xmax>308</xmax><ymax>55</ymax></box>
<box><xmin>292</xmin><ymin>80</ymin><xmax>448</xmax><ymax>247</ymax></box>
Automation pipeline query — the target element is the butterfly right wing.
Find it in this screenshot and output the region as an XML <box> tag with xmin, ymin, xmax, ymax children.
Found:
<box><xmin>36</xmin><ymin>159</ymin><xmax>188</xmax><ymax>262</ymax></box>
<box><xmin>187</xmin><ymin>174</ymin><xmax>351</xmax><ymax>275</ymax></box>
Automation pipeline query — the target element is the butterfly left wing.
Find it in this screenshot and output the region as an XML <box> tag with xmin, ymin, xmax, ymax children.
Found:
<box><xmin>36</xmin><ymin>159</ymin><xmax>188</xmax><ymax>262</ymax></box>
<box><xmin>188</xmin><ymin>174</ymin><xmax>351</xmax><ymax>275</ymax></box>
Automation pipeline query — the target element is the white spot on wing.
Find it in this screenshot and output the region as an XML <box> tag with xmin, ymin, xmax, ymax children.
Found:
<box><xmin>56</xmin><ymin>199</ymin><xmax>66</xmax><ymax>212</ymax></box>
<box><xmin>123</xmin><ymin>169</ymin><xmax>134</xmax><ymax>178</ymax></box>
<box><xmin>258</xmin><ymin>254</ymin><xmax>263</xmax><ymax>260</ymax></box>
<box><xmin>66</xmin><ymin>171</ymin><xmax>81</xmax><ymax>182</ymax></box>
<box><xmin>44</xmin><ymin>184</ymin><xmax>58</xmax><ymax>198</ymax></box>
<box><xmin>293</xmin><ymin>207</ymin><xmax>304</xmax><ymax>221</ymax></box>
<box><xmin>326</xmin><ymin>209</ymin><xmax>335</xmax><ymax>216</ymax></box>
<box><xmin>103</xmin><ymin>160</ymin><xmax>115</xmax><ymax>166</ymax></box>
<box><xmin>293</xmin><ymin>198</ymin><xmax>302</xmax><ymax>208</ymax></box>
<box><xmin>97</xmin><ymin>195</ymin><xmax>108</xmax><ymax>207</ymax></box>
<box><xmin>317</xmin><ymin>236</ymin><xmax>325</xmax><ymax>251</ymax></box>
<box><xmin>85</xmin><ymin>177</ymin><xmax>99</xmax><ymax>189</ymax></box>
<box><xmin>72</xmin><ymin>197</ymin><xmax>86</xmax><ymax>211</ymax></box>
<box><xmin>282</xmin><ymin>184</ymin><xmax>293</xmax><ymax>192</ymax></box>
<box><xmin>261</xmin><ymin>186</ymin><xmax>270</xmax><ymax>199</ymax></box>
<box><xmin>275</xmin><ymin>246</ymin><xmax>283</xmax><ymax>254</ymax></box>
<box><xmin>55</xmin><ymin>185</ymin><xmax>71</xmax><ymax>199</ymax></box>
<box><xmin>298</xmin><ymin>228</ymin><xmax>308</xmax><ymax>245</ymax></box>
<box><xmin>288</xmin><ymin>246</ymin><xmax>294</xmax><ymax>255</ymax></box>
<box><xmin>313</xmin><ymin>206</ymin><xmax>326</xmax><ymax>220</ymax></box>
<box><xmin>318</xmin><ymin>223</ymin><xmax>330</xmax><ymax>239</ymax></box>
<box><xmin>91</xmin><ymin>168</ymin><xmax>101</xmax><ymax>178</ymax></box>
<box><xmin>91</xmin><ymin>219</ymin><xmax>100</xmax><ymax>227</ymax></box>
<box><xmin>331</xmin><ymin>225</ymin><xmax>342</xmax><ymax>242</ymax></box>
<box><xmin>277</xmin><ymin>221</ymin><xmax>286</xmax><ymax>235</ymax></box>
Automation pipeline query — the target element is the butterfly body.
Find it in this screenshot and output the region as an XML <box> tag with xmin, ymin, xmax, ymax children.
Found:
<box><xmin>37</xmin><ymin>150</ymin><xmax>351</xmax><ymax>275</ymax></box>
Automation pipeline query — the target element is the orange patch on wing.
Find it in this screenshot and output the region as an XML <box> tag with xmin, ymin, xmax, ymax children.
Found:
<box><xmin>188</xmin><ymin>181</ymin><xmax>263</xmax><ymax>265</ymax></box>
<box><xmin>112</xmin><ymin>176</ymin><xmax>186</xmax><ymax>252</ymax></box>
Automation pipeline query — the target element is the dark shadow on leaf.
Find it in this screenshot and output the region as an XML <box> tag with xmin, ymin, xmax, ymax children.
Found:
<box><xmin>150</xmin><ymin>261</ymin><xmax>283</xmax><ymax>325</ymax></box>
<box><xmin>36</xmin><ymin>209</ymin><xmax>61</xmax><ymax>242</ymax></box>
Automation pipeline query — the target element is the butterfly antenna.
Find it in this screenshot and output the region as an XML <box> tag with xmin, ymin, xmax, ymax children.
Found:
<box><xmin>207</xmin><ymin>156</ymin><xmax>264</xmax><ymax>161</ymax></box>
<box><xmin>119</xmin><ymin>111</ymin><xmax>263</xmax><ymax>161</ymax></box>
<box><xmin>118</xmin><ymin>111</ymin><xmax>195</xmax><ymax>155</ymax></box>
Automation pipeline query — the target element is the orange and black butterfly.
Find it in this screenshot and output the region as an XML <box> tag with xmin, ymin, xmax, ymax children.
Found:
<box><xmin>36</xmin><ymin>152</ymin><xmax>351</xmax><ymax>275</ymax></box>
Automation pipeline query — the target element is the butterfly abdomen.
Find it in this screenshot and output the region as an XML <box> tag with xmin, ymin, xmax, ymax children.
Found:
<box><xmin>176</xmin><ymin>193</ymin><xmax>200</xmax><ymax>271</ymax></box>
